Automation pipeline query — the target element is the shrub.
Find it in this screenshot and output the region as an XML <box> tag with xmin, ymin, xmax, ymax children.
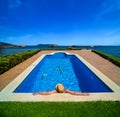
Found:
<box><xmin>0</xmin><ymin>50</ymin><xmax>40</xmax><ymax>74</ymax></box>
<box><xmin>92</xmin><ymin>50</ymin><xmax>120</xmax><ymax>67</ymax></box>
<box><xmin>66</xmin><ymin>46</ymin><xmax>76</xmax><ymax>50</ymax></box>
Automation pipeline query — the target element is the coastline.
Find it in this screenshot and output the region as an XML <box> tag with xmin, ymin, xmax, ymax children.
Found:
<box><xmin>0</xmin><ymin>46</ymin><xmax>120</xmax><ymax>58</ymax></box>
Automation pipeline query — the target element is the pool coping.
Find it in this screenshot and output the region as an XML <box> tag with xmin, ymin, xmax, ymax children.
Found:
<box><xmin>0</xmin><ymin>51</ymin><xmax>120</xmax><ymax>101</ymax></box>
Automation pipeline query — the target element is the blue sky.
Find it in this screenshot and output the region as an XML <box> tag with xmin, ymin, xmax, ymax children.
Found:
<box><xmin>0</xmin><ymin>0</ymin><xmax>120</xmax><ymax>45</ymax></box>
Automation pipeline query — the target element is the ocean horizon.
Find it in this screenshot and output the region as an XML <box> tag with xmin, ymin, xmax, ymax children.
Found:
<box><xmin>0</xmin><ymin>45</ymin><xmax>120</xmax><ymax>58</ymax></box>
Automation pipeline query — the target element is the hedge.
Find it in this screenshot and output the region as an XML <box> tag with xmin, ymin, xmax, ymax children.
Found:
<box><xmin>92</xmin><ymin>50</ymin><xmax>120</xmax><ymax>67</ymax></box>
<box><xmin>0</xmin><ymin>50</ymin><xmax>40</xmax><ymax>74</ymax></box>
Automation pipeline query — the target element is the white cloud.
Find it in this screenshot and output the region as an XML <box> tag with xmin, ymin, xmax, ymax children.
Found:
<box><xmin>8</xmin><ymin>0</ymin><xmax>21</xmax><ymax>8</ymax></box>
<box><xmin>8</xmin><ymin>34</ymin><xmax>32</xmax><ymax>40</ymax></box>
<box><xmin>101</xmin><ymin>0</ymin><xmax>120</xmax><ymax>14</ymax></box>
<box><xmin>4</xmin><ymin>34</ymin><xmax>33</xmax><ymax>45</ymax></box>
<box><xmin>102</xmin><ymin>0</ymin><xmax>120</xmax><ymax>13</ymax></box>
<box><xmin>105</xmin><ymin>29</ymin><xmax>120</xmax><ymax>37</ymax></box>
<box><xmin>94</xmin><ymin>0</ymin><xmax>120</xmax><ymax>23</ymax></box>
<box><xmin>2</xmin><ymin>30</ymin><xmax>120</xmax><ymax>46</ymax></box>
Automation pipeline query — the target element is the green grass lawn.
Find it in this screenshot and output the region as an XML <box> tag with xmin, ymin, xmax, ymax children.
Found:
<box><xmin>0</xmin><ymin>101</ymin><xmax>120</xmax><ymax>117</ymax></box>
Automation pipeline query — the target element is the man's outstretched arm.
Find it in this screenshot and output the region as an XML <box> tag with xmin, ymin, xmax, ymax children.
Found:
<box><xmin>33</xmin><ymin>90</ymin><xmax>57</xmax><ymax>95</ymax></box>
<box><xmin>65</xmin><ymin>90</ymin><xmax>89</xmax><ymax>96</ymax></box>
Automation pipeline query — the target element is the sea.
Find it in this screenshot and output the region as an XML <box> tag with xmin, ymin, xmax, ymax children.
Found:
<box><xmin>0</xmin><ymin>46</ymin><xmax>120</xmax><ymax>58</ymax></box>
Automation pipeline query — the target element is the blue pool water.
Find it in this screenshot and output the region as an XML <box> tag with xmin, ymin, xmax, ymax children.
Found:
<box><xmin>14</xmin><ymin>52</ymin><xmax>113</xmax><ymax>93</ymax></box>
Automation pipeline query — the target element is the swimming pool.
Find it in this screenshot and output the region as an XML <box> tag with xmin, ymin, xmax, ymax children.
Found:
<box><xmin>14</xmin><ymin>52</ymin><xmax>113</xmax><ymax>93</ymax></box>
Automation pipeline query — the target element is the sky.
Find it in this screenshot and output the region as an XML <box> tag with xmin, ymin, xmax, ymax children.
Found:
<box><xmin>0</xmin><ymin>0</ymin><xmax>120</xmax><ymax>45</ymax></box>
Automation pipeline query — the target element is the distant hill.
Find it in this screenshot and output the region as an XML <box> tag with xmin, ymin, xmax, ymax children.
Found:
<box><xmin>37</xmin><ymin>44</ymin><xmax>58</xmax><ymax>48</ymax></box>
<box><xmin>0</xmin><ymin>42</ymin><xmax>25</xmax><ymax>48</ymax></box>
<box><xmin>0</xmin><ymin>42</ymin><xmax>15</xmax><ymax>46</ymax></box>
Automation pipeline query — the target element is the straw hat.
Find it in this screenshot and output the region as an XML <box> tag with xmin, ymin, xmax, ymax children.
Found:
<box><xmin>56</xmin><ymin>83</ymin><xmax>65</xmax><ymax>93</ymax></box>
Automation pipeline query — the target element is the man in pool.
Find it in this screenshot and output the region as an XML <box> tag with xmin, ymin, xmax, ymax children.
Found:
<box><xmin>33</xmin><ymin>83</ymin><xmax>89</xmax><ymax>96</ymax></box>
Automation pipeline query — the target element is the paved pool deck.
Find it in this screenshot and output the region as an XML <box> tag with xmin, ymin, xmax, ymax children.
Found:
<box><xmin>0</xmin><ymin>50</ymin><xmax>120</xmax><ymax>101</ymax></box>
